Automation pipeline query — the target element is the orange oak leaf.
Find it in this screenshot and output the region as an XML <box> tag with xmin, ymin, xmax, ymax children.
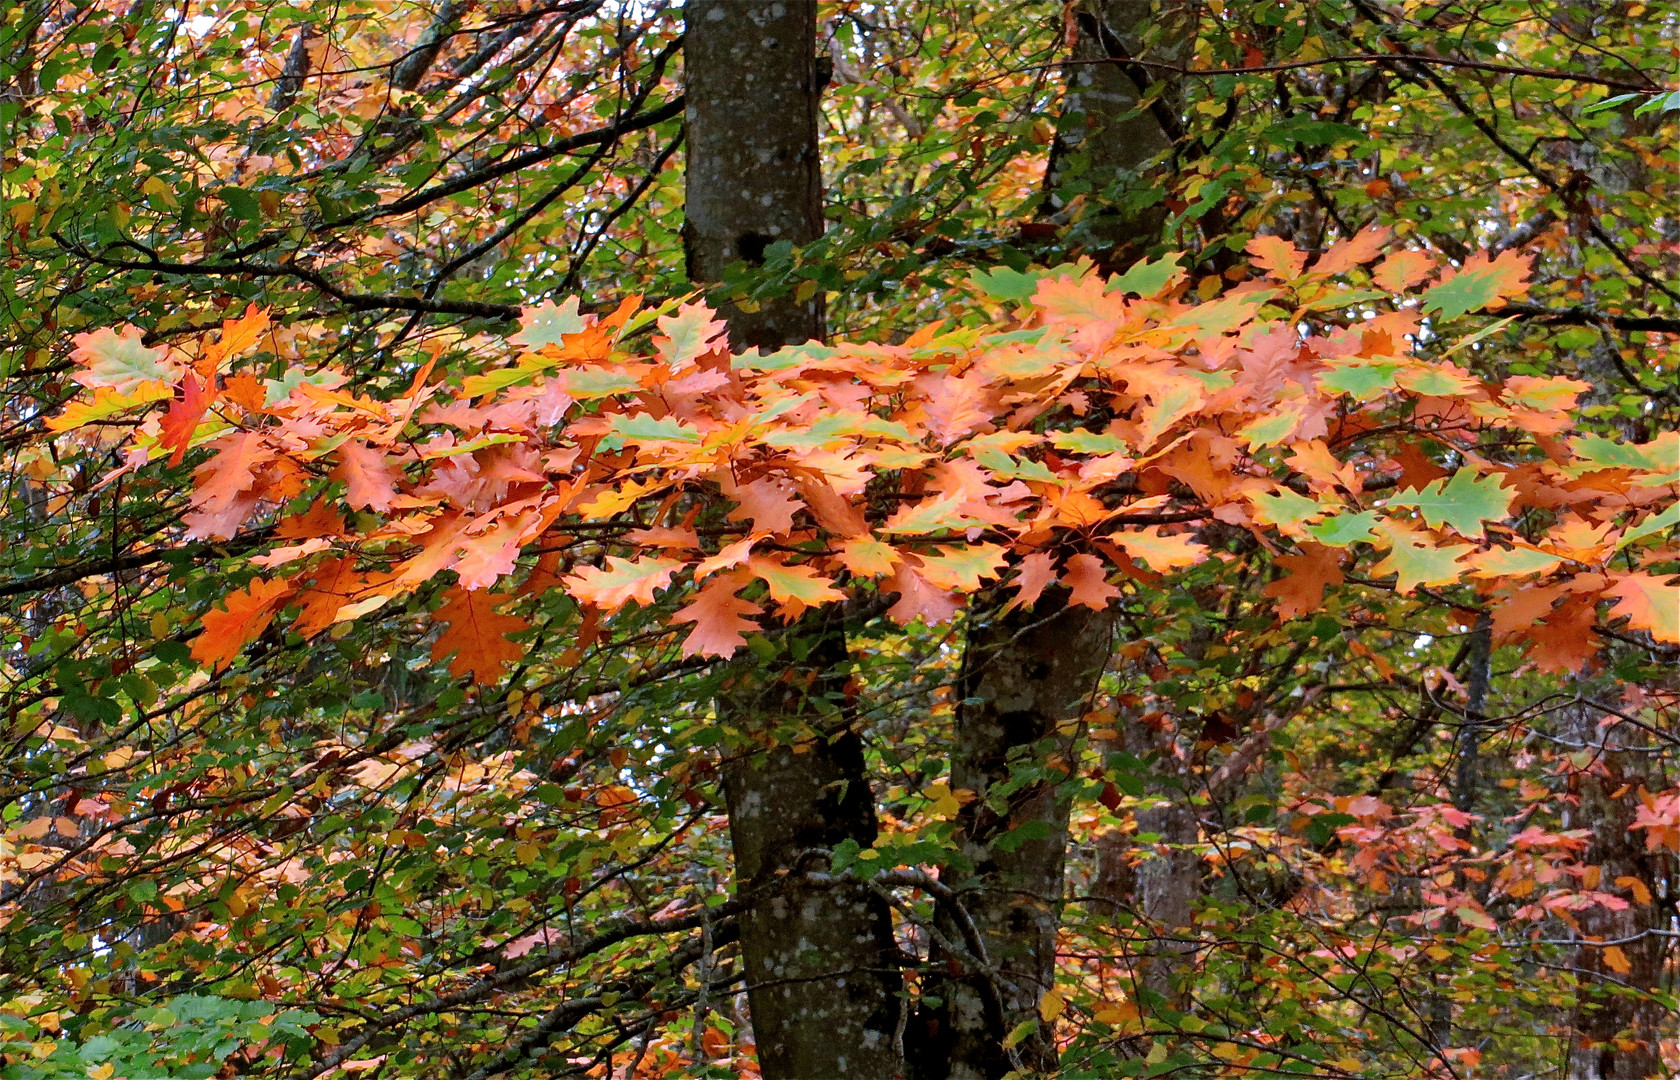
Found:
<box><xmin>1006</xmin><ymin>551</ymin><xmax>1057</xmax><ymax>612</ymax></box>
<box><xmin>1313</xmin><ymin>225</ymin><xmax>1392</xmax><ymax>277</ymax></box>
<box><xmin>1490</xmin><ymin>584</ymin><xmax>1564</xmax><ymax>643</ymax></box>
<box><xmin>1525</xmin><ymin>595</ymin><xmax>1599</xmax><ymax>674</ymax></box>
<box><xmin>186</xmin><ymin>431</ymin><xmax>273</xmax><ymax>539</ymax></box>
<box><xmin>222</xmin><ymin>371</ymin><xmax>268</xmax><ymax>413</ymax></box>
<box><xmin>886</xmin><ymin>563</ymin><xmax>963</xmax><ymax>626</ymax></box>
<box><xmin>430</xmin><ymin>587</ymin><xmax>528</xmax><ymax>685</ymax></box>
<box><xmin>1246</xmin><ymin>235</ymin><xmax>1307</xmax><ymax>281</ymax></box>
<box><xmin>671</xmin><ymin>570</ymin><xmax>761</xmax><ymax>657</ymax></box>
<box><xmin>722</xmin><ymin>475</ymin><xmax>802</xmax><ymax>535</ymax></box>
<box><xmin>289</xmin><ymin>557</ymin><xmax>363</xmax><ymax>639</ymax></box>
<box><xmin>333</xmin><ymin>439</ymin><xmax>403</xmax><ymax>513</ymax></box>
<box><xmin>192</xmin><ymin>578</ymin><xmax>295</xmax><ymax>670</ymax></box>
<box><xmin>1372</xmin><ymin>249</ymin><xmax>1436</xmax><ymax>292</ymax></box>
<box><xmin>275</xmin><ymin>500</ymin><xmax>347</xmax><ymax>540</ymax></box>
<box><xmin>1063</xmin><ymin>553</ymin><xmax>1120</xmax><ymax>610</ymax></box>
<box><xmin>1604</xmin><ymin>572</ymin><xmax>1680</xmax><ymax>643</ymax></box>
<box><xmin>564</xmin><ymin>555</ymin><xmax>682</xmax><ymax>611</ymax></box>
<box><xmin>207</xmin><ymin>303</ymin><xmax>270</xmax><ymax>365</ymax></box>
<box><xmin>1263</xmin><ymin>545</ymin><xmax>1344</xmax><ymax>619</ymax></box>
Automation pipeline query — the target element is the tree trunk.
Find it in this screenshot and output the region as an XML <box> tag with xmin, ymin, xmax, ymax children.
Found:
<box><xmin>683</xmin><ymin>0</ymin><xmax>825</xmax><ymax>351</ymax></box>
<box><xmin>937</xmin><ymin>0</ymin><xmax>1199</xmax><ymax>1057</ymax></box>
<box><xmin>684</xmin><ymin>6</ymin><xmax>902</xmax><ymax>1077</ymax></box>
<box><xmin>718</xmin><ymin>617</ymin><xmax>905</xmax><ymax>1080</ymax></box>
<box><xmin>1043</xmin><ymin>0</ymin><xmax>1192</xmax><ymax>264</ymax></box>
<box><xmin>1561</xmin><ymin>684</ymin><xmax>1668</xmax><ymax>1080</ymax></box>
<box><xmin>913</xmin><ymin>594</ymin><xmax>1114</xmax><ymax>1080</ymax></box>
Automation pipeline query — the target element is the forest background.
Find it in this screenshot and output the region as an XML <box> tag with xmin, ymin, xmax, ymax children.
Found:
<box><xmin>1</xmin><ymin>2</ymin><xmax>1677</xmax><ymax>1079</ymax></box>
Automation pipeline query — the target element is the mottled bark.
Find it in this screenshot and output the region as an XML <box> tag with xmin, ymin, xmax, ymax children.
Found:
<box><xmin>913</xmin><ymin>594</ymin><xmax>1115</xmax><ymax>1080</ymax></box>
<box><xmin>1043</xmin><ymin>3</ymin><xmax>1205</xmax><ymax>1010</ymax></box>
<box><xmin>683</xmin><ymin>0</ymin><xmax>825</xmax><ymax>351</ymax></box>
<box><xmin>685</xmin><ymin>6</ymin><xmax>901</xmax><ymax>1077</ymax></box>
<box><xmin>267</xmin><ymin>24</ymin><xmax>315</xmax><ymax>113</ymax></box>
<box><xmin>1043</xmin><ymin>0</ymin><xmax>1193</xmax><ymax>262</ymax></box>
<box><xmin>1561</xmin><ymin>685</ymin><xmax>1669</xmax><ymax>1079</ymax></box>
<box><xmin>718</xmin><ymin>619</ymin><xmax>904</xmax><ymax>1080</ymax></box>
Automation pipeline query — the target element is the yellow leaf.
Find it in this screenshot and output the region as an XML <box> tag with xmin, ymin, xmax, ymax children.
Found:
<box><xmin>1002</xmin><ymin>1019</ymin><xmax>1038</xmax><ymax>1049</ymax></box>
<box><xmin>1038</xmin><ymin>988</ymin><xmax>1065</xmax><ymax>1022</ymax></box>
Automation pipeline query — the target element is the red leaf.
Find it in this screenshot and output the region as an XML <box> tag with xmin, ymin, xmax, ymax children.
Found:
<box><xmin>430</xmin><ymin>587</ymin><xmax>528</xmax><ymax>685</ymax></box>
<box><xmin>192</xmin><ymin>578</ymin><xmax>295</xmax><ymax>670</ymax></box>
<box><xmin>158</xmin><ymin>372</ymin><xmax>215</xmax><ymax>467</ymax></box>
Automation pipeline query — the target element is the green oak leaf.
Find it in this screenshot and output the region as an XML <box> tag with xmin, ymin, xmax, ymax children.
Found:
<box><xmin>1385</xmin><ymin>468</ymin><xmax>1513</xmax><ymax>538</ymax></box>
<box><xmin>1306</xmin><ymin>510</ymin><xmax>1380</xmax><ymax>546</ymax></box>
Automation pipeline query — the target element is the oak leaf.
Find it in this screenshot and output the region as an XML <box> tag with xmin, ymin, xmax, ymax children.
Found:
<box><xmin>723</xmin><ymin>475</ymin><xmax>802</xmax><ymax>535</ymax></box>
<box><xmin>510</xmin><ymin>297</ymin><xmax>586</xmax><ymax>350</ymax></box>
<box><xmin>671</xmin><ymin>570</ymin><xmax>761</xmax><ymax>657</ymax></box>
<box><xmin>1604</xmin><ymin>572</ymin><xmax>1680</xmax><ymax>643</ymax></box>
<box><xmin>1063</xmin><ymin>553</ymin><xmax>1120</xmax><ymax>610</ymax></box>
<box><xmin>1111</xmin><ymin>529</ymin><xmax>1205</xmax><ymax>571</ymax></box>
<box><xmin>70</xmin><ymin>325</ymin><xmax>182</xmax><ymax>393</ymax></box>
<box><xmin>333</xmin><ymin>440</ymin><xmax>403</xmax><ymax>513</ymax></box>
<box><xmin>1246</xmin><ymin>235</ymin><xmax>1306</xmax><ymax>281</ymax></box>
<box><xmin>46</xmin><ymin>383</ymin><xmax>172</xmax><ymax>433</ymax></box>
<box><xmin>192</xmin><ymin>578</ymin><xmax>295</xmax><ymax>669</ymax></box>
<box><xmin>1371</xmin><ymin>521</ymin><xmax>1469</xmax><ymax>593</ymax></box>
<box><xmin>564</xmin><ymin>555</ymin><xmax>682</xmax><ymax>611</ymax></box>
<box><xmin>1385</xmin><ymin>467</ymin><xmax>1513</xmax><ymax>538</ymax></box>
<box><xmin>835</xmin><ymin>538</ymin><xmax>901</xmax><ymax>578</ymax></box>
<box><xmin>158</xmin><ymin>373</ymin><xmax>215</xmax><ymax>467</ymax></box>
<box><xmin>1005</xmin><ymin>551</ymin><xmax>1057</xmax><ymax>612</ymax></box>
<box><xmin>747</xmin><ymin>555</ymin><xmax>845</xmax><ymax>608</ymax></box>
<box><xmin>885</xmin><ymin>564</ymin><xmax>963</xmax><ymax>626</ymax></box>
<box><xmin>1421</xmin><ymin>249</ymin><xmax>1530</xmax><ymax>319</ymax></box>
<box><xmin>916</xmin><ymin>544</ymin><xmax>1009</xmax><ymax>592</ymax></box>
<box><xmin>208</xmin><ymin>303</ymin><xmax>270</xmax><ymax>365</ymax></box>
<box><xmin>186</xmin><ymin>431</ymin><xmax>273</xmax><ymax>539</ymax></box>
<box><xmin>430</xmin><ymin>588</ymin><xmax>528</xmax><ymax>685</ymax></box>
<box><xmin>656</xmin><ymin>302</ymin><xmax>729</xmax><ymax>368</ymax></box>
<box><xmin>1263</xmin><ymin>545</ymin><xmax>1344</xmax><ymax>619</ymax></box>
<box><xmin>1372</xmin><ymin>249</ymin><xmax>1436</xmax><ymax>292</ymax></box>
<box><xmin>1312</xmin><ymin>225</ymin><xmax>1392</xmax><ymax>276</ymax></box>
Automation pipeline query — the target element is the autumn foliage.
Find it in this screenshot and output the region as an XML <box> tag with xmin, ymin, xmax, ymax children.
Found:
<box><xmin>54</xmin><ymin>233</ymin><xmax>1678</xmax><ymax>682</ymax></box>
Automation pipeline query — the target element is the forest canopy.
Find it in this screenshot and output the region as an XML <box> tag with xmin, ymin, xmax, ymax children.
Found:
<box><xmin>1</xmin><ymin>2</ymin><xmax>1677</xmax><ymax>1079</ymax></box>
